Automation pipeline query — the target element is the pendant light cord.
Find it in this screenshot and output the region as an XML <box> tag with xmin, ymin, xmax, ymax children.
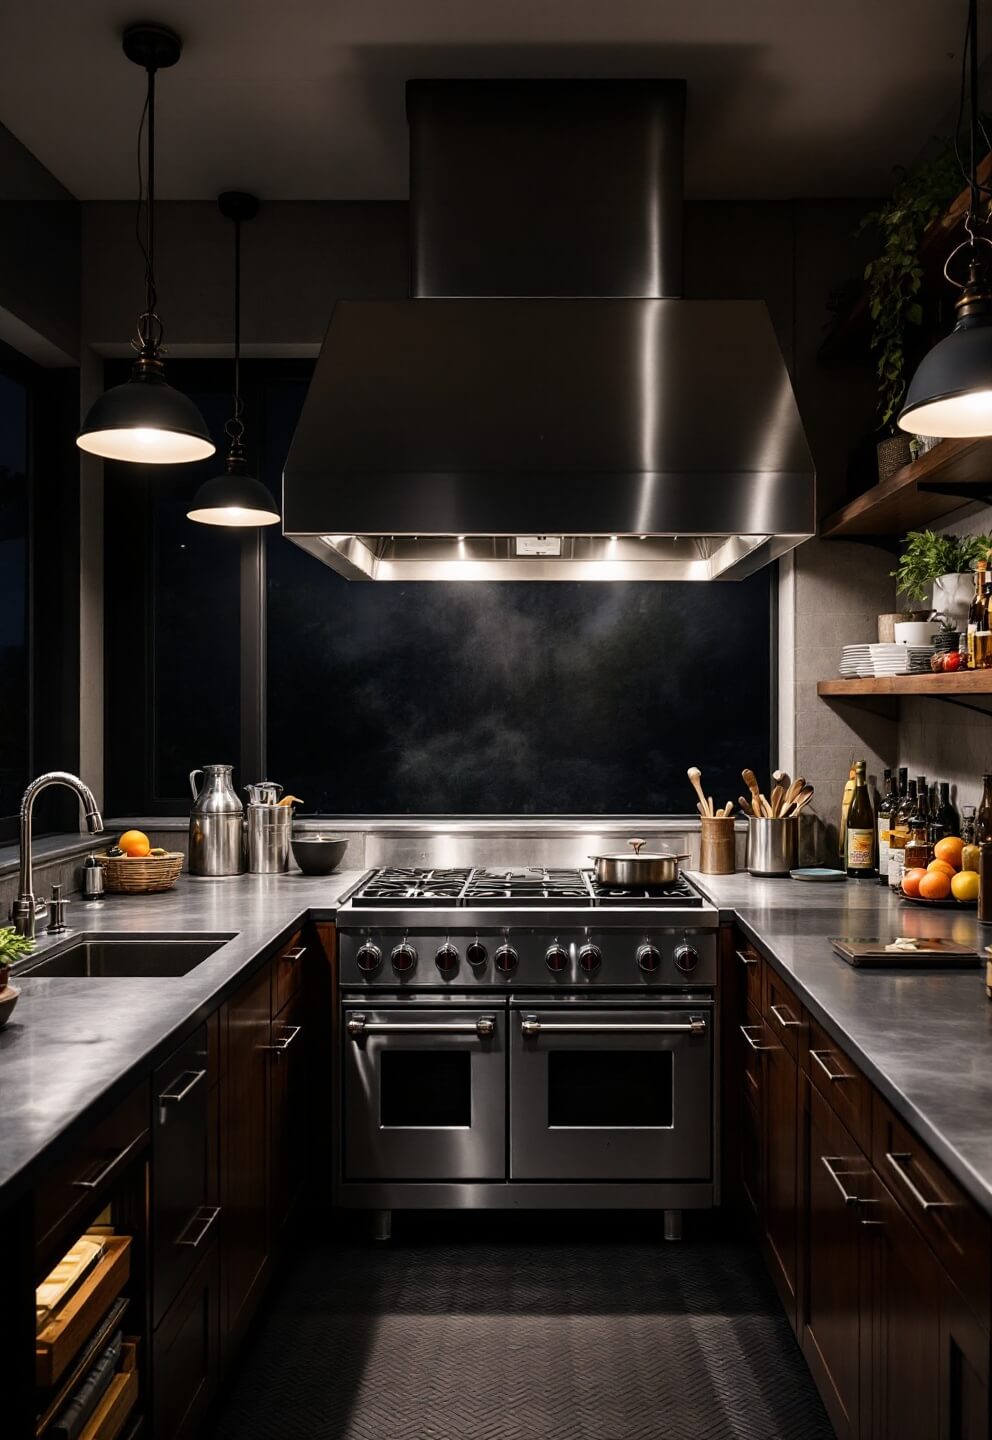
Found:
<box><xmin>133</xmin><ymin>60</ymin><xmax>163</xmax><ymax>357</ymax></box>
<box><xmin>226</xmin><ymin>216</ymin><xmax>245</xmax><ymax>453</ymax></box>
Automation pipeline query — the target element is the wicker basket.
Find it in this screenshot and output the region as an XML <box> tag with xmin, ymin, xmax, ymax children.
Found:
<box><xmin>95</xmin><ymin>851</ymin><xmax>184</xmax><ymax>894</ymax></box>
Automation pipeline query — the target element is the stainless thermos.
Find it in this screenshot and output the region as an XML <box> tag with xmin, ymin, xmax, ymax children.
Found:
<box><xmin>189</xmin><ymin>765</ymin><xmax>244</xmax><ymax>876</ymax></box>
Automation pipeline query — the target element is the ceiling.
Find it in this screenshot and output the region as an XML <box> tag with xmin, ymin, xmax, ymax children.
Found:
<box><xmin>0</xmin><ymin>0</ymin><xmax>982</xmax><ymax>201</ymax></box>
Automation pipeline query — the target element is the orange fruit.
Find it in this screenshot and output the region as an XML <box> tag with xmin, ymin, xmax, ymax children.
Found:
<box><xmin>951</xmin><ymin>870</ymin><xmax>980</xmax><ymax>903</ymax></box>
<box><xmin>927</xmin><ymin>859</ymin><xmax>956</xmax><ymax>879</ymax></box>
<box><xmin>918</xmin><ymin>870</ymin><xmax>951</xmax><ymax>902</ymax></box>
<box><xmin>901</xmin><ymin>868</ymin><xmax>927</xmax><ymax>898</ymax></box>
<box><xmin>934</xmin><ymin>836</ymin><xmax>965</xmax><ymax>869</ymax></box>
<box><xmin>118</xmin><ymin>828</ymin><xmax>151</xmax><ymax>858</ymax></box>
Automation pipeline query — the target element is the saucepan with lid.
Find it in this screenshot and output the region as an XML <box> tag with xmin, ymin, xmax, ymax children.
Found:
<box><xmin>589</xmin><ymin>839</ymin><xmax>688</xmax><ymax>887</ymax></box>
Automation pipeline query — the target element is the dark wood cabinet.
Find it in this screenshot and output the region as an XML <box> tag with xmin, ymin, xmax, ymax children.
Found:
<box><xmin>151</xmin><ymin>1244</ymin><xmax>219</xmax><ymax>1440</ymax></box>
<box><xmin>763</xmin><ymin>1028</ymin><xmax>799</xmax><ymax>1323</ymax></box>
<box><xmin>940</xmin><ymin>1273</ymin><xmax>991</xmax><ymax>1440</ymax></box>
<box><xmin>269</xmin><ymin>983</ymin><xmax>306</xmax><ymax>1248</ymax></box>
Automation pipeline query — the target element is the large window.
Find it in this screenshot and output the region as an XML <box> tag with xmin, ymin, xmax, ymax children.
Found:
<box><xmin>106</xmin><ymin>360</ymin><xmax>773</xmax><ymax>816</ymax></box>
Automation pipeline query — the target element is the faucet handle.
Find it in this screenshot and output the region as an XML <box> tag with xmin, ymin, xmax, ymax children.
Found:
<box><xmin>47</xmin><ymin>884</ymin><xmax>69</xmax><ymax>935</ymax></box>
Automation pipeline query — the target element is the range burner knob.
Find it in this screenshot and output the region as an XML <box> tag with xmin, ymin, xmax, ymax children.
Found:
<box><xmin>545</xmin><ymin>943</ymin><xmax>569</xmax><ymax>974</ymax></box>
<box><xmin>391</xmin><ymin>942</ymin><xmax>418</xmax><ymax>974</ymax></box>
<box><xmin>356</xmin><ymin>941</ymin><xmax>382</xmax><ymax>974</ymax></box>
<box><xmin>494</xmin><ymin>943</ymin><xmax>518</xmax><ymax>974</ymax></box>
<box><xmin>466</xmin><ymin>941</ymin><xmax>488</xmax><ymax>968</ymax></box>
<box><xmin>636</xmin><ymin>943</ymin><xmax>661</xmax><ymax>974</ymax></box>
<box><xmin>578</xmin><ymin>943</ymin><xmax>602</xmax><ymax>975</ymax></box>
<box><xmin>674</xmin><ymin>942</ymin><xmax>699</xmax><ymax>975</ymax></box>
<box><xmin>435</xmin><ymin>943</ymin><xmax>460</xmax><ymax>975</ymax></box>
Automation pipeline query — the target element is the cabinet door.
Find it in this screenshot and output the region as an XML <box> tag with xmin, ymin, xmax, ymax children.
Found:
<box><xmin>152</xmin><ymin>1244</ymin><xmax>219</xmax><ymax>1440</ymax></box>
<box><xmin>220</xmin><ymin>962</ymin><xmax>271</xmax><ymax>1359</ymax></box>
<box><xmin>940</xmin><ymin>1274</ymin><xmax>991</xmax><ymax>1440</ymax></box>
<box><xmin>870</xmin><ymin>1170</ymin><xmax>942</xmax><ymax>1440</ymax></box>
<box><xmin>269</xmin><ymin>986</ymin><xmax>306</xmax><ymax>1247</ymax></box>
<box><xmin>802</xmin><ymin>1079</ymin><xmax>870</xmax><ymax>1440</ymax></box>
<box><xmin>763</xmin><ymin>1032</ymin><xmax>799</xmax><ymax>1326</ymax></box>
<box><xmin>152</xmin><ymin>1026</ymin><xmax>211</xmax><ymax>1328</ymax></box>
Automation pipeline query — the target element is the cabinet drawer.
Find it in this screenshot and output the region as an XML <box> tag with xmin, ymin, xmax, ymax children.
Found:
<box><xmin>805</xmin><ymin>1013</ymin><xmax>871</xmax><ymax>1154</ymax></box>
<box><xmin>36</xmin><ymin>1235</ymin><xmax>132</xmax><ymax>1387</ymax></box>
<box><xmin>740</xmin><ymin>1003</ymin><xmax>772</xmax><ymax>1107</ymax></box>
<box><xmin>872</xmin><ymin>1092</ymin><xmax>991</xmax><ymax>1331</ymax></box>
<box><xmin>151</xmin><ymin>1243</ymin><xmax>219</xmax><ymax>1440</ymax></box>
<box><xmin>735</xmin><ymin>936</ymin><xmax>763</xmax><ymax>1012</ymax></box>
<box><xmin>36</xmin><ymin>1084</ymin><xmax>150</xmax><ymax>1261</ymax></box>
<box><xmin>152</xmin><ymin>1027</ymin><xmax>215</xmax><ymax>1329</ymax></box>
<box><xmin>272</xmin><ymin>931</ymin><xmax>307</xmax><ymax>1016</ymax></box>
<box><xmin>764</xmin><ymin>968</ymin><xmax>805</xmax><ymax>1058</ymax></box>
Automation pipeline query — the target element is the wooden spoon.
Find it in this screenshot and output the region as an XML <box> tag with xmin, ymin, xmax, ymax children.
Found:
<box><xmin>742</xmin><ymin>768</ymin><xmax>762</xmax><ymax>811</ymax></box>
<box><xmin>784</xmin><ymin>776</ymin><xmax>805</xmax><ymax>807</ymax></box>
<box><xmin>769</xmin><ymin>784</ymin><xmax>785</xmax><ymax>817</ymax></box>
<box><xmin>784</xmin><ymin>785</ymin><xmax>815</xmax><ymax>817</ymax></box>
<box><xmin>772</xmin><ymin>770</ymin><xmax>790</xmax><ymax>793</ymax></box>
<box><xmin>687</xmin><ymin>767</ymin><xmax>711</xmax><ymax>816</ymax></box>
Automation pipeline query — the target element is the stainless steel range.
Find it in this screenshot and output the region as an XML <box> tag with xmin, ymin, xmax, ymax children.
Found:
<box><xmin>335</xmin><ymin>865</ymin><xmax>719</xmax><ymax>1236</ymax></box>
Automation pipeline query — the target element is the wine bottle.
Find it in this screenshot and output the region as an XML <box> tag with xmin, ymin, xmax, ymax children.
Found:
<box><xmin>846</xmin><ymin>760</ymin><xmax>877</xmax><ymax>879</ymax></box>
<box><xmin>977</xmin><ymin>775</ymin><xmax>992</xmax><ymax>845</ymax></box>
<box><xmin>876</xmin><ymin>768</ymin><xmax>895</xmax><ymax>887</ymax></box>
<box><xmin>934</xmin><ymin>782</ymin><xmax>961</xmax><ymax>841</ymax></box>
<box><xmin>968</xmin><ymin>560</ymin><xmax>988</xmax><ymax>670</ymax></box>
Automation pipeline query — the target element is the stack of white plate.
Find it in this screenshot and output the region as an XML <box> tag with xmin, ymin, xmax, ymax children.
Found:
<box><xmin>839</xmin><ymin>644</ymin><xmax>873</xmax><ymax>678</ymax></box>
<box><xmin>869</xmin><ymin>643</ymin><xmax>935</xmax><ymax>676</ymax></box>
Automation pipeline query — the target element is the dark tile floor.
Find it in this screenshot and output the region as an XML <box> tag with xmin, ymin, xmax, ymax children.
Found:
<box><xmin>210</xmin><ymin>1214</ymin><xmax>833</xmax><ymax>1440</ymax></box>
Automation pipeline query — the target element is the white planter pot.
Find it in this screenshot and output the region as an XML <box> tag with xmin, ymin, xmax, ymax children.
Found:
<box><xmin>893</xmin><ymin>620</ymin><xmax>937</xmax><ymax>646</ymax></box>
<box><xmin>932</xmin><ymin>572</ymin><xmax>974</xmax><ymax>632</ymax></box>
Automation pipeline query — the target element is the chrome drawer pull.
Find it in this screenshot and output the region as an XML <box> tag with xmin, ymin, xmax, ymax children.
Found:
<box><xmin>281</xmin><ymin>946</ymin><xmax>307</xmax><ymax>962</ymax></box>
<box><xmin>770</xmin><ymin>1003</ymin><xmax>803</xmax><ymax>1029</ymax></box>
<box><xmin>176</xmin><ymin>1205</ymin><xmax>221</xmax><ymax>1249</ymax></box>
<box><xmin>158</xmin><ymin>1069</ymin><xmax>206</xmax><ymax>1108</ymax></box>
<box><xmin>739</xmin><ymin>1023</ymin><xmax>774</xmax><ymax>1051</ymax></box>
<box><xmin>522</xmin><ymin>1015</ymin><xmax>706</xmax><ymax>1036</ymax></box>
<box><xmin>736</xmin><ymin>949</ymin><xmax>758</xmax><ymax>967</ymax></box>
<box><xmin>348</xmin><ymin>1014</ymin><xmax>495</xmax><ymax>1039</ymax></box>
<box><xmin>809</xmin><ymin>1048</ymin><xmax>853</xmax><ymax>1082</ymax></box>
<box><xmin>261</xmin><ymin>1024</ymin><xmax>302</xmax><ymax>1056</ymax></box>
<box><xmin>822</xmin><ymin>1155</ymin><xmax>865</xmax><ymax>1206</ymax></box>
<box><xmin>884</xmin><ymin>1152</ymin><xmax>948</xmax><ymax>1212</ymax></box>
<box><xmin>71</xmin><ymin>1131</ymin><xmax>146</xmax><ymax>1190</ymax></box>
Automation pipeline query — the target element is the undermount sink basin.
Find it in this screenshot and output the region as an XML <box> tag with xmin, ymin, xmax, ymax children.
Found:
<box><xmin>14</xmin><ymin>934</ymin><xmax>234</xmax><ymax>979</ymax></box>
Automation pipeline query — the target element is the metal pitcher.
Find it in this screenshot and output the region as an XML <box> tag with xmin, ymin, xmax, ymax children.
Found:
<box><xmin>189</xmin><ymin>765</ymin><xmax>244</xmax><ymax>876</ymax></box>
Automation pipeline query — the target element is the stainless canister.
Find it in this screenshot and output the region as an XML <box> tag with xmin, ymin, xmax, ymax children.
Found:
<box><xmin>747</xmin><ymin>817</ymin><xmax>799</xmax><ymax>877</ymax></box>
<box><xmin>189</xmin><ymin>765</ymin><xmax>244</xmax><ymax>877</ymax></box>
<box><xmin>247</xmin><ymin>804</ymin><xmax>292</xmax><ymax>873</ymax></box>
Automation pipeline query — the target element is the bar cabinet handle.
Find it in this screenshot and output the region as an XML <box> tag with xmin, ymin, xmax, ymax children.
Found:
<box><xmin>176</xmin><ymin>1205</ymin><xmax>221</xmax><ymax>1249</ymax></box>
<box><xmin>770</xmin><ymin>1002</ymin><xmax>803</xmax><ymax>1029</ymax></box>
<box><xmin>884</xmin><ymin>1152</ymin><xmax>948</xmax><ymax>1212</ymax></box>
<box><xmin>281</xmin><ymin>946</ymin><xmax>307</xmax><ymax>962</ymax></box>
<box><xmin>261</xmin><ymin>1024</ymin><xmax>302</xmax><ymax>1056</ymax></box>
<box><xmin>736</xmin><ymin>949</ymin><xmax>758</xmax><ymax>967</ymax></box>
<box><xmin>809</xmin><ymin>1048</ymin><xmax>854</xmax><ymax>1082</ymax></box>
<box><xmin>822</xmin><ymin>1155</ymin><xmax>865</xmax><ymax>1206</ymax></box>
<box><xmin>71</xmin><ymin>1131</ymin><xmax>146</xmax><ymax>1191</ymax></box>
<box><xmin>739</xmin><ymin>1023</ymin><xmax>775</xmax><ymax>1052</ymax></box>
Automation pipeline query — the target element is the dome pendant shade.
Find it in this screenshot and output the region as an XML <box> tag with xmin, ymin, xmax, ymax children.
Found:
<box><xmin>78</xmin><ymin>359</ymin><xmax>216</xmax><ymax>464</ymax></box>
<box><xmin>187</xmin><ymin>457</ymin><xmax>280</xmax><ymax>527</ymax></box>
<box><xmin>897</xmin><ymin>306</ymin><xmax>992</xmax><ymax>439</ymax></box>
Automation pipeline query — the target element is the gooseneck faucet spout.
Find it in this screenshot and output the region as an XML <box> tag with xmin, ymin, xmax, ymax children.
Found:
<box><xmin>12</xmin><ymin>772</ymin><xmax>104</xmax><ymax>939</ymax></box>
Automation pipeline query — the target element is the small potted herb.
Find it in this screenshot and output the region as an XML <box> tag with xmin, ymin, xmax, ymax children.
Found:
<box><xmin>0</xmin><ymin>925</ymin><xmax>35</xmax><ymax>990</ymax></box>
<box><xmin>892</xmin><ymin>529</ymin><xmax>992</xmax><ymax>632</ymax></box>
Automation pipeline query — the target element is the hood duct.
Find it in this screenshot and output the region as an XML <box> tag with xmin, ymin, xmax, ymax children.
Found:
<box><xmin>284</xmin><ymin>80</ymin><xmax>815</xmax><ymax>580</ymax></box>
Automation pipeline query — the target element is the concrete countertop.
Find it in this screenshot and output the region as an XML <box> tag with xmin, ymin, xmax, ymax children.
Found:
<box><xmin>0</xmin><ymin>869</ymin><xmax>368</xmax><ymax>1207</ymax></box>
<box><xmin>688</xmin><ymin>870</ymin><xmax>992</xmax><ymax>1216</ymax></box>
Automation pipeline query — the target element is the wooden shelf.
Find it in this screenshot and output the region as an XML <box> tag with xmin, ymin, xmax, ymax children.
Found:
<box><xmin>818</xmin><ymin>673</ymin><xmax>992</xmax><ymax>698</ymax></box>
<box><xmin>820</xmin><ymin>437</ymin><xmax>992</xmax><ymax>540</ymax></box>
<box><xmin>819</xmin><ymin>151</ymin><xmax>992</xmax><ymax>361</ymax></box>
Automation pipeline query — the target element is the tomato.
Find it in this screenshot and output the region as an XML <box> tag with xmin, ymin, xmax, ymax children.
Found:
<box><xmin>942</xmin><ymin>651</ymin><xmax>963</xmax><ymax>672</ymax></box>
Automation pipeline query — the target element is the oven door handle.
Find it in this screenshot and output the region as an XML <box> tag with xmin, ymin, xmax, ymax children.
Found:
<box><xmin>520</xmin><ymin>1015</ymin><xmax>707</xmax><ymax>1036</ymax></box>
<box><xmin>347</xmin><ymin>1013</ymin><xmax>496</xmax><ymax>1039</ymax></box>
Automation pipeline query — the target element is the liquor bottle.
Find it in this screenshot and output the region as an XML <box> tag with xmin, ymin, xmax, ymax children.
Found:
<box><xmin>934</xmin><ymin>782</ymin><xmax>961</xmax><ymax>840</ymax></box>
<box><xmin>888</xmin><ymin>778</ymin><xmax>916</xmax><ymax>891</ymax></box>
<box><xmin>846</xmin><ymin>760</ymin><xmax>877</xmax><ymax>879</ymax></box>
<box><xmin>876</xmin><ymin>768</ymin><xmax>895</xmax><ymax>888</ymax></box>
<box><xmin>968</xmin><ymin>560</ymin><xmax>988</xmax><ymax>669</ymax></box>
<box><xmin>977</xmin><ymin>775</ymin><xmax>992</xmax><ymax>845</ymax></box>
<box><xmin>980</xmin><ymin>562</ymin><xmax>992</xmax><ymax>670</ymax></box>
<box><xmin>905</xmin><ymin>783</ymin><xmax>932</xmax><ymax>870</ymax></box>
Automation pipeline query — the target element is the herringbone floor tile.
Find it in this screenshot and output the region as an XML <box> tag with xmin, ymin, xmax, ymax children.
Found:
<box><xmin>210</xmin><ymin>1218</ymin><xmax>833</xmax><ymax>1440</ymax></box>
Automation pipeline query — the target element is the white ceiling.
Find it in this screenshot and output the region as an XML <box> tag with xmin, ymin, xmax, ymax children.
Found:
<box><xmin>0</xmin><ymin>0</ymin><xmax>981</xmax><ymax>201</ymax></box>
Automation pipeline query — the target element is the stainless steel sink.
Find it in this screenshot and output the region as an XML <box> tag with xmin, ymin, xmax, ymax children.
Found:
<box><xmin>13</xmin><ymin>934</ymin><xmax>234</xmax><ymax>979</ymax></box>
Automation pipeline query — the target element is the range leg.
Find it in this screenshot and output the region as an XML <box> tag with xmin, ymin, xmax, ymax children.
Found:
<box><xmin>663</xmin><ymin>1208</ymin><xmax>683</xmax><ymax>1242</ymax></box>
<box><xmin>372</xmin><ymin>1209</ymin><xmax>392</xmax><ymax>1242</ymax></box>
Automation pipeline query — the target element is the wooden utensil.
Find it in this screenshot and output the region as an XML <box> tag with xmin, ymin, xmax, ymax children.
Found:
<box><xmin>784</xmin><ymin>776</ymin><xmax>805</xmax><ymax>807</ymax></box>
<box><xmin>687</xmin><ymin>767</ymin><xmax>711</xmax><ymax>816</ymax></box>
<box><xmin>742</xmin><ymin>768</ymin><xmax>762</xmax><ymax>814</ymax></box>
<box><xmin>739</xmin><ymin>795</ymin><xmax>752</xmax><ymax>818</ymax></box>
<box><xmin>784</xmin><ymin>785</ymin><xmax>814</xmax><ymax>817</ymax></box>
<box><xmin>773</xmin><ymin>770</ymin><xmax>790</xmax><ymax>793</ymax></box>
<box><xmin>769</xmin><ymin>784</ymin><xmax>785</xmax><ymax>817</ymax></box>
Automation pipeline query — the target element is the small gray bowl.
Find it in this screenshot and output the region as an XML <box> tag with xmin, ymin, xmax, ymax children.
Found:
<box><xmin>291</xmin><ymin>834</ymin><xmax>349</xmax><ymax>876</ymax></box>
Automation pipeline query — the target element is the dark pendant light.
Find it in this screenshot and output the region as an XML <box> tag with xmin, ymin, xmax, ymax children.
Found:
<box><xmin>899</xmin><ymin>0</ymin><xmax>992</xmax><ymax>438</ymax></box>
<box><xmin>77</xmin><ymin>24</ymin><xmax>215</xmax><ymax>464</ymax></box>
<box><xmin>187</xmin><ymin>192</ymin><xmax>280</xmax><ymax>526</ymax></box>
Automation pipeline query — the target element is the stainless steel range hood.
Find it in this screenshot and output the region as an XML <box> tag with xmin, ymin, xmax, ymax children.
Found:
<box><xmin>284</xmin><ymin>81</ymin><xmax>815</xmax><ymax>581</ymax></box>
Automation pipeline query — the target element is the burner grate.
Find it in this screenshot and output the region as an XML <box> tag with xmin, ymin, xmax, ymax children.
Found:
<box><xmin>348</xmin><ymin>865</ymin><xmax>703</xmax><ymax>908</ymax></box>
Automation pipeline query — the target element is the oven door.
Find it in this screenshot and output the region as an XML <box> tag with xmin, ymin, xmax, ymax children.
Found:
<box><xmin>343</xmin><ymin>1002</ymin><xmax>506</xmax><ymax>1181</ymax></box>
<box><xmin>509</xmin><ymin>1000</ymin><xmax>712</xmax><ymax>1181</ymax></box>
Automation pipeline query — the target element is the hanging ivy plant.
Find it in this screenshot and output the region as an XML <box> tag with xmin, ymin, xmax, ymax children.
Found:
<box><xmin>859</xmin><ymin>140</ymin><xmax>971</xmax><ymax>431</ymax></box>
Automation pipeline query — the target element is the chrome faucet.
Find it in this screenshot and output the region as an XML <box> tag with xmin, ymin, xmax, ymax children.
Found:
<box><xmin>11</xmin><ymin>772</ymin><xmax>104</xmax><ymax>939</ymax></box>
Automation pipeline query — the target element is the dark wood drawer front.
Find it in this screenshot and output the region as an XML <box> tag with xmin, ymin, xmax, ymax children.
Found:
<box><xmin>152</xmin><ymin>1026</ymin><xmax>215</xmax><ymax>1329</ymax></box>
<box><xmin>873</xmin><ymin>1093</ymin><xmax>991</xmax><ymax>1332</ymax></box>
<box><xmin>152</xmin><ymin>1243</ymin><xmax>219</xmax><ymax>1440</ymax></box>
<box><xmin>272</xmin><ymin>931</ymin><xmax>307</xmax><ymax>1016</ymax></box>
<box><xmin>36</xmin><ymin>1082</ymin><xmax>150</xmax><ymax>1261</ymax></box>
<box><xmin>764</xmin><ymin>968</ymin><xmax>805</xmax><ymax>1058</ymax></box>
<box><xmin>805</xmin><ymin>1013</ymin><xmax>870</xmax><ymax>1154</ymax></box>
<box><xmin>740</xmin><ymin>1004</ymin><xmax>771</xmax><ymax>1106</ymax></box>
<box><xmin>735</xmin><ymin>937</ymin><xmax>763</xmax><ymax>1012</ymax></box>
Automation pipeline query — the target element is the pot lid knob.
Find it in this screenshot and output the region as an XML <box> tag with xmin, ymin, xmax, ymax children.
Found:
<box><xmin>628</xmin><ymin>838</ymin><xmax>646</xmax><ymax>855</ymax></box>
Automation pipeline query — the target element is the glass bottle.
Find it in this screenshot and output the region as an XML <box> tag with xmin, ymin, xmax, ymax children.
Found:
<box><xmin>888</xmin><ymin>777</ymin><xmax>915</xmax><ymax>889</ymax></box>
<box><xmin>962</xmin><ymin>804</ymin><xmax>978</xmax><ymax>846</ymax></box>
<box><xmin>904</xmin><ymin>783</ymin><xmax>931</xmax><ymax>871</ymax></box>
<box><xmin>977</xmin><ymin>775</ymin><xmax>992</xmax><ymax>844</ymax></box>
<box><xmin>846</xmin><ymin>760</ymin><xmax>877</xmax><ymax>879</ymax></box>
<box><xmin>934</xmin><ymin>781</ymin><xmax>961</xmax><ymax>840</ymax></box>
<box><xmin>876</xmin><ymin>768</ymin><xmax>895</xmax><ymax>888</ymax></box>
<box><xmin>980</xmin><ymin>563</ymin><xmax>992</xmax><ymax>671</ymax></box>
<box><xmin>968</xmin><ymin>560</ymin><xmax>988</xmax><ymax>670</ymax></box>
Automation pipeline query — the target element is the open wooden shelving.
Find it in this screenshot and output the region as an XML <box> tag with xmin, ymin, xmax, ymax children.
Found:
<box><xmin>817</xmin><ymin>672</ymin><xmax>992</xmax><ymax>698</ymax></box>
<box><xmin>819</xmin><ymin>436</ymin><xmax>992</xmax><ymax>540</ymax></box>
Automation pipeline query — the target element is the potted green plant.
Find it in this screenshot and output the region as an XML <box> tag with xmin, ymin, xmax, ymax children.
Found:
<box><xmin>0</xmin><ymin>924</ymin><xmax>35</xmax><ymax>990</ymax></box>
<box><xmin>892</xmin><ymin>529</ymin><xmax>992</xmax><ymax>632</ymax></box>
<box><xmin>859</xmin><ymin>141</ymin><xmax>965</xmax><ymax>480</ymax></box>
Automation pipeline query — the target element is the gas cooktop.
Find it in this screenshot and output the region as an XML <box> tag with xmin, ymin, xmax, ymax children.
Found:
<box><xmin>344</xmin><ymin>866</ymin><xmax>704</xmax><ymax>908</ymax></box>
